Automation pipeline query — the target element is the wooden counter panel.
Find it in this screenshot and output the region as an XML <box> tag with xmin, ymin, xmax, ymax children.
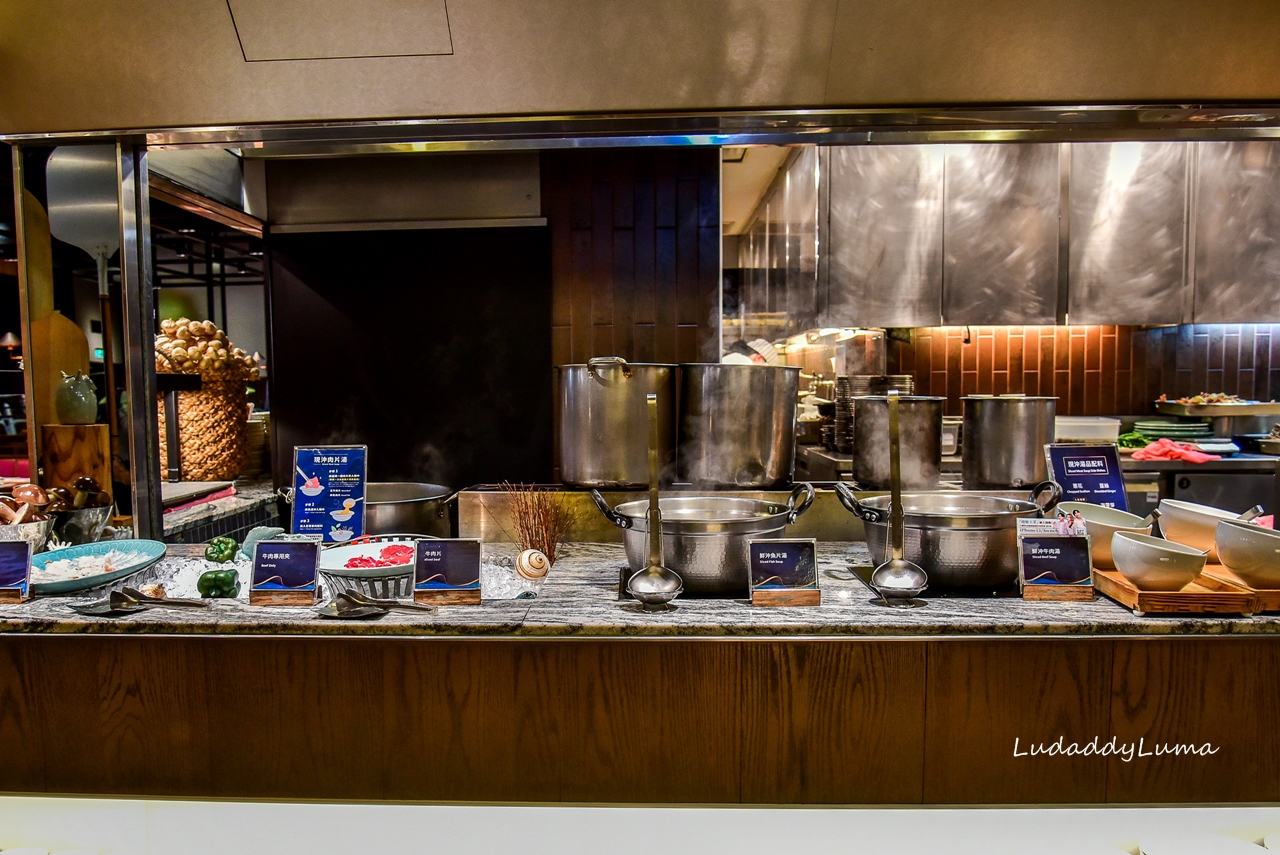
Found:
<box><xmin>741</xmin><ymin>641</ymin><xmax>926</xmax><ymax>804</ymax></box>
<box><xmin>558</xmin><ymin>640</ymin><xmax>743</xmax><ymax>804</ymax></box>
<box><xmin>1107</xmin><ymin>638</ymin><xmax>1280</xmax><ymax>803</ymax></box>
<box><xmin>923</xmin><ymin>639</ymin><xmax>1113</xmax><ymax>804</ymax></box>
<box><xmin>0</xmin><ymin>635</ymin><xmax>1278</xmax><ymax>804</ymax></box>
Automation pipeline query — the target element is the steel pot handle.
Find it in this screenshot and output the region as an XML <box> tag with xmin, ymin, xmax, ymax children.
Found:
<box><xmin>589</xmin><ymin>489</ymin><xmax>633</xmax><ymax>529</ymax></box>
<box><xmin>1030</xmin><ymin>480</ymin><xmax>1063</xmax><ymax>515</ymax></box>
<box><xmin>833</xmin><ymin>482</ymin><xmax>884</xmax><ymax>523</ymax></box>
<box><xmin>785</xmin><ymin>482</ymin><xmax>816</xmax><ymax>524</ymax></box>
<box><xmin>587</xmin><ymin>356</ymin><xmax>632</xmax><ymax>383</ymax></box>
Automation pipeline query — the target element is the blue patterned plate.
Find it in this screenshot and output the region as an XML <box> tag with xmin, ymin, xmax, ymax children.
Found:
<box><xmin>31</xmin><ymin>539</ymin><xmax>168</xmax><ymax>596</ymax></box>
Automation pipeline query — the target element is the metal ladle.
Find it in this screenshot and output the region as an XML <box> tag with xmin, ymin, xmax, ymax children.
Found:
<box><xmin>626</xmin><ymin>393</ymin><xmax>683</xmax><ymax>611</ymax></box>
<box><xmin>870</xmin><ymin>390</ymin><xmax>928</xmax><ymax>600</ymax></box>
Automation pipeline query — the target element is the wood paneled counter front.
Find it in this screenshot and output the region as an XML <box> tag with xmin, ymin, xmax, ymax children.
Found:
<box><xmin>0</xmin><ymin>543</ymin><xmax>1275</xmax><ymax>805</ymax></box>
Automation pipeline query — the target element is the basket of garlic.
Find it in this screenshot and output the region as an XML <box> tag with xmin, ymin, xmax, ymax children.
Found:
<box><xmin>155</xmin><ymin>318</ymin><xmax>261</xmax><ymax>481</ymax></box>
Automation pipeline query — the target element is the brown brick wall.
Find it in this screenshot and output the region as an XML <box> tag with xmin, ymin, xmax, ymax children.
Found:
<box><xmin>890</xmin><ymin>325</ymin><xmax>1280</xmax><ymax>416</ymax></box>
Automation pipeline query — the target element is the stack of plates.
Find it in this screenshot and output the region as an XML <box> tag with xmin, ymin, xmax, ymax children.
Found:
<box><xmin>834</xmin><ymin>377</ymin><xmax>854</xmax><ymax>453</ymax></box>
<box><xmin>851</xmin><ymin>374</ymin><xmax>915</xmax><ymax>396</ymax></box>
<box><xmin>1134</xmin><ymin>419</ymin><xmax>1214</xmax><ymax>441</ymax></box>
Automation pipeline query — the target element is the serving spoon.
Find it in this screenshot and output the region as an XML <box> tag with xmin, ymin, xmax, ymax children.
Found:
<box><xmin>869</xmin><ymin>390</ymin><xmax>928</xmax><ymax>600</ymax></box>
<box><xmin>626</xmin><ymin>393</ymin><xmax>683</xmax><ymax>611</ymax></box>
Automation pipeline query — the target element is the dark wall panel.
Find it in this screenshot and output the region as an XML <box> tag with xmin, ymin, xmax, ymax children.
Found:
<box><xmin>543</xmin><ymin>149</ymin><xmax>720</xmax><ymax>366</ymax></box>
<box><xmin>268</xmin><ymin>227</ymin><xmax>553</xmax><ymax>489</ymax></box>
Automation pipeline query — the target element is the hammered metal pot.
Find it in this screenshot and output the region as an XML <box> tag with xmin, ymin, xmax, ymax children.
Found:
<box><xmin>591</xmin><ymin>485</ymin><xmax>815</xmax><ymax>595</ymax></box>
<box><xmin>835</xmin><ymin>483</ymin><xmax>1061</xmax><ymax>588</ymax></box>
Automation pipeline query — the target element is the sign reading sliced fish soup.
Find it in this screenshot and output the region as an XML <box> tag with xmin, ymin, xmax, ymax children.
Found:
<box><xmin>748</xmin><ymin>539</ymin><xmax>820</xmax><ymax>606</ymax></box>
<box><xmin>291</xmin><ymin>445</ymin><xmax>368</xmax><ymax>543</ymax></box>
<box><xmin>1044</xmin><ymin>444</ymin><xmax>1128</xmax><ymax>512</ymax></box>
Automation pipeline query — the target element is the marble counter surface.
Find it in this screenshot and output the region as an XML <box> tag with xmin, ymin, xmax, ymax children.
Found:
<box><xmin>2</xmin><ymin>542</ymin><xmax>1279</xmax><ymax>638</ymax></box>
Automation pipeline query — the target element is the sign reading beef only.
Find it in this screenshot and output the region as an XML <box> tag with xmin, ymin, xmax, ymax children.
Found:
<box><xmin>1045</xmin><ymin>444</ymin><xmax>1128</xmax><ymax>511</ymax></box>
<box><xmin>250</xmin><ymin>539</ymin><xmax>319</xmax><ymax>605</ymax></box>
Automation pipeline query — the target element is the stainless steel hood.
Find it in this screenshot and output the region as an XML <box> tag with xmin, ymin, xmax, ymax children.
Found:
<box><xmin>8</xmin><ymin>0</ymin><xmax>1280</xmax><ymax>144</ymax></box>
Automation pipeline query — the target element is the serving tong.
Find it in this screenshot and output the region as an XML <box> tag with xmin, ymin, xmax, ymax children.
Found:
<box><xmin>71</xmin><ymin>586</ymin><xmax>210</xmax><ymax>617</ymax></box>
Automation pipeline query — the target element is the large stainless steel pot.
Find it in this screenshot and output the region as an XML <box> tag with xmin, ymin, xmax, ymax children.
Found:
<box><xmin>365</xmin><ymin>482</ymin><xmax>454</xmax><ymax>537</ymax></box>
<box><xmin>852</xmin><ymin>395</ymin><xmax>944</xmax><ymax>490</ymax></box>
<box><xmin>678</xmin><ymin>364</ymin><xmax>800</xmax><ymax>488</ymax></box>
<box><xmin>962</xmin><ymin>395</ymin><xmax>1057</xmax><ymax>489</ymax></box>
<box><xmin>557</xmin><ymin>357</ymin><xmax>677</xmax><ymax>488</ymax></box>
<box><xmin>591</xmin><ymin>484</ymin><xmax>815</xmax><ymax>595</ymax></box>
<box><xmin>835</xmin><ymin>481</ymin><xmax>1061</xmax><ymax>588</ymax></box>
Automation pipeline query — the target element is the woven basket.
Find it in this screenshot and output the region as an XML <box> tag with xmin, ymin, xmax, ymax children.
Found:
<box><xmin>157</xmin><ymin>370</ymin><xmax>250</xmax><ymax>481</ymax></box>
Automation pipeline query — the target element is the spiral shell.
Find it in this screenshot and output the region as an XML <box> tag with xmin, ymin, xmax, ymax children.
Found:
<box><xmin>515</xmin><ymin>549</ymin><xmax>550</xmax><ymax>580</ymax></box>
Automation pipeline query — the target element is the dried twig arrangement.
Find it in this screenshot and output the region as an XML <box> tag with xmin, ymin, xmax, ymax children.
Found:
<box><xmin>501</xmin><ymin>483</ymin><xmax>575</xmax><ymax>565</ymax></box>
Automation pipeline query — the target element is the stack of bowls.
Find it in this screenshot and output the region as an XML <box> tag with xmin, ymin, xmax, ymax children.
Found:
<box><xmin>1215</xmin><ymin>519</ymin><xmax>1280</xmax><ymax>589</ymax></box>
<box><xmin>1111</xmin><ymin>531</ymin><xmax>1207</xmax><ymax>591</ymax></box>
<box><xmin>1057</xmin><ymin>502</ymin><xmax>1152</xmax><ymax>569</ymax></box>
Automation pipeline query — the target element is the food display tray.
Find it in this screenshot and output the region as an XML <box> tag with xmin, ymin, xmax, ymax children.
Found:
<box><xmin>1155</xmin><ymin>400</ymin><xmax>1280</xmax><ymax>417</ymax></box>
<box><xmin>1092</xmin><ymin>568</ymin><xmax>1257</xmax><ymax>616</ymax></box>
<box><xmin>1201</xmin><ymin>565</ymin><xmax>1280</xmax><ymax>613</ymax></box>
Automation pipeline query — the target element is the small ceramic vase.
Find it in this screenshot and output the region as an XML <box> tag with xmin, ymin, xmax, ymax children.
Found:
<box><xmin>55</xmin><ymin>371</ymin><xmax>97</xmax><ymax>425</ymax></box>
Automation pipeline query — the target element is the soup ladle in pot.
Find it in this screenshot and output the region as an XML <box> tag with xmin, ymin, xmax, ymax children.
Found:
<box><xmin>869</xmin><ymin>390</ymin><xmax>928</xmax><ymax>600</ymax></box>
<box><xmin>627</xmin><ymin>393</ymin><xmax>683</xmax><ymax>610</ymax></box>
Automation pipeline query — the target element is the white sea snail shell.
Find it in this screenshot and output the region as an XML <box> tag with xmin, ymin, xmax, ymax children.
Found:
<box><xmin>515</xmin><ymin>549</ymin><xmax>550</xmax><ymax>580</ymax></box>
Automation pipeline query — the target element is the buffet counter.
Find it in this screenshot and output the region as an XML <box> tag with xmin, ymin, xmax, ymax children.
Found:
<box><xmin>3</xmin><ymin>542</ymin><xmax>1279</xmax><ymax>638</ymax></box>
<box><xmin>1</xmin><ymin>540</ymin><xmax>1277</xmax><ymax>808</ymax></box>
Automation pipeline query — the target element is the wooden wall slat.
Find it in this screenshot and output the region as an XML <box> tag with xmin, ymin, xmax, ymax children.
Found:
<box><xmin>542</xmin><ymin>149</ymin><xmax>719</xmax><ymax>366</ymax></box>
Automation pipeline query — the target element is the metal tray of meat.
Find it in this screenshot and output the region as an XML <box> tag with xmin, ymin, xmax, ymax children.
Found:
<box><xmin>1156</xmin><ymin>400</ymin><xmax>1280</xmax><ymax>417</ymax></box>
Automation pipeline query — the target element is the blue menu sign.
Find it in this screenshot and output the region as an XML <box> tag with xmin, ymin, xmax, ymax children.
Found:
<box><xmin>748</xmin><ymin>539</ymin><xmax>820</xmax><ymax>606</ymax></box>
<box><xmin>414</xmin><ymin>539</ymin><xmax>482</xmax><ymax>605</ymax></box>
<box><xmin>0</xmin><ymin>540</ymin><xmax>32</xmax><ymax>602</ymax></box>
<box><xmin>1019</xmin><ymin>535</ymin><xmax>1094</xmax><ymax>587</ymax></box>
<box><xmin>291</xmin><ymin>445</ymin><xmax>368</xmax><ymax>543</ymax></box>
<box><xmin>250</xmin><ymin>538</ymin><xmax>320</xmax><ymax>605</ymax></box>
<box><xmin>1045</xmin><ymin>444</ymin><xmax>1128</xmax><ymax>512</ymax></box>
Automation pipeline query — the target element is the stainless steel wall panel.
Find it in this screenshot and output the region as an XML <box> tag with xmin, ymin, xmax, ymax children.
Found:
<box><xmin>942</xmin><ymin>144</ymin><xmax>1060</xmax><ymax>325</ymax></box>
<box><xmin>825</xmin><ymin>145</ymin><xmax>943</xmax><ymax>327</ymax></box>
<box><xmin>1068</xmin><ymin>142</ymin><xmax>1188</xmax><ymax>324</ymax></box>
<box><xmin>1194</xmin><ymin>141</ymin><xmax>1280</xmax><ymax>323</ymax></box>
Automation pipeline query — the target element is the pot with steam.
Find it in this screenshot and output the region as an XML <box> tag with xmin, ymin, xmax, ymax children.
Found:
<box><xmin>591</xmin><ymin>484</ymin><xmax>815</xmax><ymax>595</ymax></box>
<box><xmin>835</xmin><ymin>481</ymin><xmax>1062</xmax><ymax>588</ymax></box>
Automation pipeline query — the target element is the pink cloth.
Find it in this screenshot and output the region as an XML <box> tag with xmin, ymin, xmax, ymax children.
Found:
<box><xmin>1258</xmin><ymin>515</ymin><xmax>1274</xmax><ymax>529</ymax></box>
<box><xmin>1131</xmin><ymin>437</ymin><xmax>1222</xmax><ymax>464</ymax></box>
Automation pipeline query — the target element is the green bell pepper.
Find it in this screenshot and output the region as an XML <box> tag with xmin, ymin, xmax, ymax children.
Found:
<box><xmin>197</xmin><ymin>568</ymin><xmax>241</xmax><ymax>599</ymax></box>
<box><xmin>204</xmin><ymin>536</ymin><xmax>238</xmax><ymax>563</ymax></box>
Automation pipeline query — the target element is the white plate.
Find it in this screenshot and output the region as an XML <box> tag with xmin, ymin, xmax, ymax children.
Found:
<box><xmin>320</xmin><ymin>538</ymin><xmax>419</xmax><ymax>573</ymax></box>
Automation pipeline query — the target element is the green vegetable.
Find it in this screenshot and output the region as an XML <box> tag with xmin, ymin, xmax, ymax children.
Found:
<box><xmin>197</xmin><ymin>568</ymin><xmax>240</xmax><ymax>598</ymax></box>
<box><xmin>1117</xmin><ymin>431</ymin><xmax>1149</xmax><ymax>449</ymax></box>
<box><xmin>204</xmin><ymin>536</ymin><xmax>238</xmax><ymax>563</ymax></box>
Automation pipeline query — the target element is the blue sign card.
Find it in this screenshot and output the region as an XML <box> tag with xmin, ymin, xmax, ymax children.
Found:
<box><xmin>1019</xmin><ymin>535</ymin><xmax>1094</xmax><ymax>587</ymax></box>
<box><xmin>250</xmin><ymin>538</ymin><xmax>320</xmax><ymax>605</ymax></box>
<box><xmin>1045</xmin><ymin>443</ymin><xmax>1128</xmax><ymax>512</ymax></box>
<box><xmin>0</xmin><ymin>540</ymin><xmax>32</xmax><ymax>602</ymax></box>
<box><xmin>748</xmin><ymin>539</ymin><xmax>820</xmax><ymax>606</ymax></box>
<box><xmin>414</xmin><ymin>539</ymin><xmax>482</xmax><ymax>604</ymax></box>
<box><xmin>291</xmin><ymin>445</ymin><xmax>368</xmax><ymax>544</ymax></box>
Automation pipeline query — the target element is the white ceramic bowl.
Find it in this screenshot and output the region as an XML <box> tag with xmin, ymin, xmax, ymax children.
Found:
<box><xmin>1157</xmin><ymin>499</ymin><xmax>1241</xmax><ymax>562</ymax></box>
<box><xmin>1216</xmin><ymin>519</ymin><xmax>1280</xmax><ymax>588</ymax></box>
<box><xmin>1111</xmin><ymin>531</ymin><xmax>1206</xmax><ymax>591</ymax></box>
<box><xmin>1058</xmin><ymin>501</ymin><xmax>1151</xmax><ymax>569</ymax></box>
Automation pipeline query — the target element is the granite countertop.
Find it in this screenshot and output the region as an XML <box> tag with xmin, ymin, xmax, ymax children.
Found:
<box><xmin>2</xmin><ymin>542</ymin><xmax>1279</xmax><ymax>638</ymax></box>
